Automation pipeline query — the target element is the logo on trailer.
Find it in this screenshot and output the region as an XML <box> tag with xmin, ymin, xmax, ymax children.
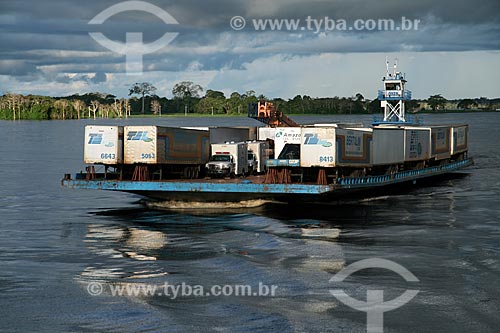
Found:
<box><xmin>88</xmin><ymin>133</ymin><xmax>103</xmax><ymax>144</ymax></box>
<box><xmin>127</xmin><ymin>131</ymin><xmax>153</xmax><ymax>142</ymax></box>
<box><xmin>303</xmin><ymin>133</ymin><xmax>332</xmax><ymax>147</ymax></box>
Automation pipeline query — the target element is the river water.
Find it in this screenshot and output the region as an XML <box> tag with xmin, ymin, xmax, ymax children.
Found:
<box><xmin>0</xmin><ymin>113</ymin><xmax>499</xmax><ymax>332</ymax></box>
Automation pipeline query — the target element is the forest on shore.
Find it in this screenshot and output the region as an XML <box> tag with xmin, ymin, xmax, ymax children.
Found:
<box><xmin>1</xmin><ymin>81</ymin><xmax>499</xmax><ymax>120</ymax></box>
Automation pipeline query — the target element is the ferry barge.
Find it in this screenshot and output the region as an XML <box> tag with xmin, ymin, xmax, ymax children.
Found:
<box><xmin>61</xmin><ymin>61</ymin><xmax>473</xmax><ymax>205</ymax></box>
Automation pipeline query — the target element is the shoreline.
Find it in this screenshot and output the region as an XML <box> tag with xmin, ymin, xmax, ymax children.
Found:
<box><xmin>0</xmin><ymin>109</ymin><xmax>498</xmax><ymax>121</ymax></box>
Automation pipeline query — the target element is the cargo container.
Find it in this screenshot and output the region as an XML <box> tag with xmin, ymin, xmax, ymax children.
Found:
<box><xmin>403</xmin><ymin>126</ymin><xmax>431</xmax><ymax>162</ymax></box>
<box><xmin>274</xmin><ymin>127</ymin><xmax>301</xmax><ymax>159</ymax></box>
<box><xmin>300</xmin><ymin>127</ymin><xmax>336</xmax><ymax>167</ymax></box>
<box><xmin>247</xmin><ymin>141</ymin><xmax>270</xmax><ymax>173</ymax></box>
<box><xmin>299</xmin><ymin>127</ymin><xmax>372</xmax><ymax>168</ymax></box>
<box><xmin>336</xmin><ymin>128</ymin><xmax>373</xmax><ymax>167</ymax></box>
<box><xmin>84</xmin><ymin>125</ymin><xmax>123</xmax><ymax>165</ymax></box>
<box><xmin>451</xmin><ymin>125</ymin><xmax>468</xmax><ymax>155</ymax></box>
<box><xmin>372</xmin><ymin>127</ymin><xmax>405</xmax><ymax>165</ymax></box>
<box><xmin>124</xmin><ymin>126</ymin><xmax>210</xmax><ymax>164</ymax></box>
<box><xmin>430</xmin><ymin>126</ymin><xmax>452</xmax><ymax>160</ymax></box>
<box><xmin>209</xmin><ymin>127</ymin><xmax>250</xmax><ymax>144</ymax></box>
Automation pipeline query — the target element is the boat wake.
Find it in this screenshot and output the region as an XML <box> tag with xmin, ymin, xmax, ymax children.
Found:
<box><xmin>145</xmin><ymin>199</ymin><xmax>275</xmax><ymax>210</ymax></box>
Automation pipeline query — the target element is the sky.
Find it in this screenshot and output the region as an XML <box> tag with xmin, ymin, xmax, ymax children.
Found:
<box><xmin>0</xmin><ymin>0</ymin><xmax>499</xmax><ymax>100</ymax></box>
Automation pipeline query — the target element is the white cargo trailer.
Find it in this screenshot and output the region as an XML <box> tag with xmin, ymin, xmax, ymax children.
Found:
<box><xmin>451</xmin><ymin>125</ymin><xmax>468</xmax><ymax>155</ymax></box>
<box><xmin>84</xmin><ymin>125</ymin><xmax>123</xmax><ymax>165</ymax></box>
<box><xmin>300</xmin><ymin>127</ymin><xmax>372</xmax><ymax>167</ymax></box>
<box><xmin>336</xmin><ymin>128</ymin><xmax>373</xmax><ymax>167</ymax></box>
<box><xmin>403</xmin><ymin>127</ymin><xmax>431</xmax><ymax>162</ymax></box>
<box><xmin>372</xmin><ymin>127</ymin><xmax>405</xmax><ymax>165</ymax></box>
<box><xmin>274</xmin><ymin>127</ymin><xmax>301</xmax><ymax>159</ymax></box>
<box><xmin>300</xmin><ymin>127</ymin><xmax>336</xmax><ymax>167</ymax></box>
<box><xmin>124</xmin><ymin>126</ymin><xmax>210</xmax><ymax>164</ymax></box>
<box><xmin>430</xmin><ymin>126</ymin><xmax>452</xmax><ymax>160</ymax></box>
<box><xmin>247</xmin><ymin>141</ymin><xmax>269</xmax><ymax>173</ymax></box>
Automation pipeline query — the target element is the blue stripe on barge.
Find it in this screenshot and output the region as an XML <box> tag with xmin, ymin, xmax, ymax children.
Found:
<box><xmin>61</xmin><ymin>158</ymin><xmax>473</xmax><ymax>203</ymax></box>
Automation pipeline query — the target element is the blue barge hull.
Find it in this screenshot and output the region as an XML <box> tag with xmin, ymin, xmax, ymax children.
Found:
<box><xmin>62</xmin><ymin>159</ymin><xmax>473</xmax><ymax>203</ymax></box>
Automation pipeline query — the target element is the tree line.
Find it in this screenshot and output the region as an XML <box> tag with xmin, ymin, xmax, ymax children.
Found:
<box><xmin>1</xmin><ymin>81</ymin><xmax>499</xmax><ymax>120</ymax></box>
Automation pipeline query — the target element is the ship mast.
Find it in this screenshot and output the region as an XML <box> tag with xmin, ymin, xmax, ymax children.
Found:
<box><xmin>377</xmin><ymin>58</ymin><xmax>412</xmax><ymax>123</ymax></box>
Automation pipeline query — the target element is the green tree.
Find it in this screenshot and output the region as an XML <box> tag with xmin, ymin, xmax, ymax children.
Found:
<box><xmin>172</xmin><ymin>81</ymin><xmax>203</xmax><ymax>113</ymax></box>
<box><xmin>457</xmin><ymin>99</ymin><xmax>478</xmax><ymax>110</ymax></box>
<box><xmin>427</xmin><ymin>94</ymin><xmax>447</xmax><ymax>111</ymax></box>
<box><xmin>205</xmin><ymin>89</ymin><xmax>225</xmax><ymax>99</ymax></box>
<box><xmin>129</xmin><ymin>82</ymin><xmax>157</xmax><ymax>114</ymax></box>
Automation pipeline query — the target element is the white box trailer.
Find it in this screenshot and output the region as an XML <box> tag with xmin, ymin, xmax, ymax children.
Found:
<box><xmin>372</xmin><ymin>127</ymin><xmax>405</xmax><ymax>165</ymax></box>
<box><xmin>300</xmin><ymin>127</ymin><xmax>336</xmax><ymax>167</ymax></box>
<box><xmin>403</xmin><ymin>126</ymin><xmax>431</xmax><ymax>162</ymax></box>
<box><xmin>274</xmin><ymin>127</ymin><xmax>301</xmax><ymax>159</ymax></box>
<box><xmin>336</xmin><ymin>128</ymin><xmax>373</xmax><ymax>167</ymax></box>
<box><xmin>84</xmin><ymin>125</ymin><xmax>123</xmax><ymax>164</ymax></box>
<box><xmin>247</xmin><ymin>141</ymin><xmax>269</xmax><ymax>173</ymax></box>
<box><xmin>124</xmin><ymin>126</ymin><xmax>210</xmax><ymax>164</ymax></box>
<box><xmin>430</xmin><ymin>125</ymin><xmax>452</xmax><ymax>160</ymax></box>
<box><xmin>210</xmin><ymin>142</ymin><xmax>248</xmax><ymax>176</ymax></box>
<box><xmin>451</xmin><ymin>124</ymin><xmax>468</xmax><ymax>155</ymax></box>
<box><xmin>299</xmin><ymin>127</ymin><xmax>372</xmax><ymax>168</ymax></box>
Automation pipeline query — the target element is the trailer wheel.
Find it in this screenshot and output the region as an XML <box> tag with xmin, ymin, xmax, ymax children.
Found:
<box><xmin>187</xmin><ymin>167</ymin><xmax>196</xmax><ymax>179</ymax></box>
<box><xmin>183</xmin><ymin>167</ymin><xmax>195</xmax><ymax>179</ymax></box>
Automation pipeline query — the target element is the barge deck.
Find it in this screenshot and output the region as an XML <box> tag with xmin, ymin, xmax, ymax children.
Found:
<box><xmin>62</xmin><ymin>158</ymin><xmax>473</xmax><ymax>204</ymax></box>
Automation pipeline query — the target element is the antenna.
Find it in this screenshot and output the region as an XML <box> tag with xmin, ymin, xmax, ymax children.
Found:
<box><xmin>385</xmin><ymin>56</ymin><xmax>390</xmax><ymax>77</ymax></box>
<box><xmin>393</xmin><ymin>58</ymin><xmax>398</xmax><ymax>76</ymax></box>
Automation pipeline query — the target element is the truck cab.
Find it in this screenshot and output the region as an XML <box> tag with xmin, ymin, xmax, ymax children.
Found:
<box><xmin>206</xmin><ymin>153</ymin><xmax>234</xmax><ymax>177</ymax></box>
<box><xmin>206</xmin><ymin>142</ymin><xmax>248</xmax><ymax>178</ymax></box>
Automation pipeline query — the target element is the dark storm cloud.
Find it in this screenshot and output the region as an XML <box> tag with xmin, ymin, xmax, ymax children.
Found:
<box><xmin>0</xmin><ymin>0</ymin><xmax>499</xmax><ymax>83</ymax></box>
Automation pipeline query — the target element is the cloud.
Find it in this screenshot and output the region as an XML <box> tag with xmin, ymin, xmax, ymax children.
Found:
<box><xmin>0</xmin><ymin>0</ymin><xmax>499</xmax><ymax>98</ymax></box>
<box><xmin>90</xmin><ymin>71</ymin><xmax>107</xmax><ymax>83</ymax></box>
